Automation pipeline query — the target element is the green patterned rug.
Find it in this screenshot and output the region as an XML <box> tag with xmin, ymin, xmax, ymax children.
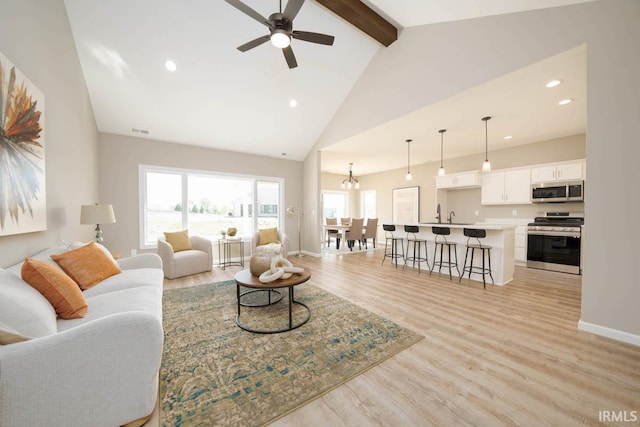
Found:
<box><xmin>160</xmin><ymin>280</ymin><xmax>423</xmax><ymax>426</ymax></box>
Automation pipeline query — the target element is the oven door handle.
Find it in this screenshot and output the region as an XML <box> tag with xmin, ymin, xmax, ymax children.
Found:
<box><xmin>527</xmin><ymin>230</ymin><xmax>581</xmax><ymax>238</ymax></box>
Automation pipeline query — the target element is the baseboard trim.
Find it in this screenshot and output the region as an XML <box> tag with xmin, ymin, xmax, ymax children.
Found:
<box><xmin>578</xmin><ymin>320</ymin><xmax>640</xmax><ymax>346</ymax></box>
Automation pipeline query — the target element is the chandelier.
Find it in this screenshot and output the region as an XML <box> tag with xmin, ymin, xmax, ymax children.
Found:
<box><xmin>341</xmin><ymin>163</ymin><xmax>360</xmax><ymax>189</ymax></box>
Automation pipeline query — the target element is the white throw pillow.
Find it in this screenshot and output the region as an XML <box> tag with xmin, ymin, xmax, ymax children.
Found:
<box><xmin>0</xmin><ymin>269</ymin><xmax>57</xmax><ymax>343</ymax></box>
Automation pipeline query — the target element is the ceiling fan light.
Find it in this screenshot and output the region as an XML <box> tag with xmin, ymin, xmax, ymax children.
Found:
<box><xmin>271</xmin><ymin>31</ymin><xmax>291</xmax><ymax>48</ymax></box>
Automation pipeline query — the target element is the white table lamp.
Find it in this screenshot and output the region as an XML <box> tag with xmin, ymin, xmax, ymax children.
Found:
<box><xmin>81</xmin><ymin>204</ymin><xmax>116</xmax><ymax>243</ymax></box>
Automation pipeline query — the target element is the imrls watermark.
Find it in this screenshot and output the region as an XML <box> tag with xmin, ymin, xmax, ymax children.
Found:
<box><xmin>599</xmin><ymin>410</ymin><xmax>638</xmax><ymax>423</ymax></box>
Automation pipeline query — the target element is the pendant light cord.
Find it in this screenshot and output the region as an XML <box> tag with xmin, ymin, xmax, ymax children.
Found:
<box><xmin>485</xmin><ymin>120</ymin><xmax>488</xmax><ymax>161</ymax></box>
<box><xmin>440</xmin><ymin>130</ymin><xmax>444</xmax><ymax>168</ymax></box>
<box><xmin>406</xmin><ymin>139</ymin><xmax>412</xmax><ymax>174</ymax></box>
<box><xmin>482</xmin><ymin>116</ymin><xmax>491</xmax><ymax>162</ymax></box>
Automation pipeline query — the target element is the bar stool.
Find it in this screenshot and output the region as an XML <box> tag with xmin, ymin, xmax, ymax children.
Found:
<box><xmin>430</xmin><ymin>226</ymin><xmax>460</xmax><ymax>280</ymax></box>
<box><xmin>459</xmin><ymin>228</ymin><xmax>494</xmax><ymax>289</ymax></box>
<box><xmin>403</xmin><ymin>225</ymin><xmax>429</xmax><ymax>273</ymax></box>
<box><xmin>382</xmin><ymin>224</ymin><xmax>404</xmax><ymax>268</ymax></box>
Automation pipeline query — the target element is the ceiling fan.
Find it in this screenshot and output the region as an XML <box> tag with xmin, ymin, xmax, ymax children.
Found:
<box><xmin>225</xmin><ymin>0</ymin><xmax>335</xmax><ymax>69</ymax></box>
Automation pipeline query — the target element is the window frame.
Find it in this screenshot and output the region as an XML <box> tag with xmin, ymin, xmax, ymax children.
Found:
<box><xmin>139</xmin><ymin>164</ymin><xmax>284</xmax><ymax>249</ymax></box>
<box><xmin>360</xmin><ymin>189</ymin><xmax>377</xmax><ymax>220</ymax></box>
<box><xmin>321</xmin><ymin>190</ymin><xmax>350</xmax><ymax>220</ymax></box>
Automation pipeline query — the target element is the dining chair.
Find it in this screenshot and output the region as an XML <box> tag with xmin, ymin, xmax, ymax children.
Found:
<box><xmin>361</xmin><ymin>218</ymin><xmax>378</xmax><ymax>249</ymax></box>
<box><xmin>325</xmin><ymin>217</ymin><xmax>339</xmax><ymax>247</ymax></box>
<box><xmin>344</xmin><ymin>218</ymin><xmax>364</xmax><ymax>251</ymax></box>
<box><xmin>340</xmin><ymin>217</ymin><xmax>351</xmax><ymax>226</ymax></box>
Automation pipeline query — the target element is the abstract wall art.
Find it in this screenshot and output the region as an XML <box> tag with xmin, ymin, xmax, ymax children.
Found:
<box><xmin>0</xmin><ymin>50</ymin><xmax>46</xmax><ymax>236</ymax></box>
<box><xmin>392</xmin><ymin>186</ymin><xmax>419</xmax><ymax>225</ymax></box>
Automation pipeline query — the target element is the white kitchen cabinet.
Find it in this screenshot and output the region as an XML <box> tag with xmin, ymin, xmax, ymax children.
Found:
<box><xmin>435</xmin><ymin>171</ymin><xmax>480</xmax><ymax>189</ymax></box>
<box><xmin>480</xmin><ymin>172</ymin><xmax>505</xmax><ymax>204</ymax></box>
<box><xmin>531</xmin><ymin>160</ymin><xmax>584</xmax><ymax>183</ymax></box>
<box><xmin>485</xmin><ymin>218</ymin><xmax>531</xmax><ymax>264</ymax></box>
<box><xmin>481</xmin><ymin>169</ymin><xmax>531</xmax><ymax>205</ymax></box>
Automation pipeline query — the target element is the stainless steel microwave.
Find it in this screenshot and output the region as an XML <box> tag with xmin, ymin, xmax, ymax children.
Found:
<box><xmin>531</xmin><ymin>181</ymin><xmax>584</xmax><ymax>203</ymax></box>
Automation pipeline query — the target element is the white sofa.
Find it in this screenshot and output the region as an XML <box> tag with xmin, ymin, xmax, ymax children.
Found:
<box><xmin>0</xmin><ymin>245</ymin><xmax>164</xmax><ymax>427</ymax></box>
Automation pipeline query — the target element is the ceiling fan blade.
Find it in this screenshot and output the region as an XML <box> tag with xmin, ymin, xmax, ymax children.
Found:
<box><xmin>292</xmin><ymin>31</ymin><xmax>335</xmax><ymax>46</ymax></box>
<box><xmin>237</xmin><ymin>35</ymin><xmax>271</xmax><ymax>52</ymax></box>
<box><xmin>283</xmin><ymin>46</ymin><xmax>298</xmax><ymax>69</ymax></box>
<box><xmin>225</xmin><ymin>0</ymin><xmax>272</xmax><ymax>28</ymax></box>
<box><xmin>283</xmin><ymin>0</ymin><xmax>305</xmax><ymax>21</ymax></box>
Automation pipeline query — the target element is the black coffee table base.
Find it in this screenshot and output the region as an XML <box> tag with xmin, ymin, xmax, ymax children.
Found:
<box><xmin>236</xmin><ymin>284</ymin><xmax>311</xmax><ymax>334</ymax></box>
<box><xmin>238</xmin><ymin>288</ymin><xmax>282</xmax><ymax>307</ymax></box>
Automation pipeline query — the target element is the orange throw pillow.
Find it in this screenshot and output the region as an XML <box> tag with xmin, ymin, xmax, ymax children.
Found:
<box><xmin>21</xmin><ymin>258</ymin><xmax>88</xmax><ymax>319</ymax></box>
<box><xmin>51</xmin><ymin>242</ymin><xmax>121</xmax><ymax>290</ymax></box>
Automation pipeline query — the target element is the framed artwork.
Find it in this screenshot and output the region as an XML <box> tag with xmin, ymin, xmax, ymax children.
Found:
<box><xmin>0</xmin><ymin>50</ymin><xmax>46</xmax><ymax>236</ymax></box>
<box><xmin>392</xmin><ymin>186</ymin><xmax>419</xmax><ymax>225</ymax></box>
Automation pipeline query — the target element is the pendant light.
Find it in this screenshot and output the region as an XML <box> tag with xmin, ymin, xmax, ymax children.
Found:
<box><xmin>482</xmin><ymin>116</ymin><xmax>492</xmax><ymax>172</ymax></box>
<box><xmin>405</xmin><ymin>139</ymin><xmax>412</xmax><ymax>181</ymax></box>
<box><xmin>438</xmin><ymin>129</ymin><xmax>446</xmax><ymax>176</ymax></box>
<box><xmin>341</xmin><ymin>162</ymin><xmax>359</xmax><ymax>190</ymax></box>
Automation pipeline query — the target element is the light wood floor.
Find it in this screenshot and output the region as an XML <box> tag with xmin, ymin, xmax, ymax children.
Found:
<box><xmin>149</xmin><ymin>250</ymin><xmax>640</xmax><ymax>426</ymax></box>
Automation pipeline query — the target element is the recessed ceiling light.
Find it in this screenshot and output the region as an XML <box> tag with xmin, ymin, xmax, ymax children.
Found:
<box><xmin>504</xmin><ymin>135</ymin><xmax>513</xmax><ymax>140</ymax></box>
<box><xmin>558</xmin><ymin>98</ymin><xmax>573</xmax><ymax>106</ymax></box>
<box><xmin>164</xmin><ymin>60</ymin><xmax>177</xmax><ymax>72</ymax></box>
<box><xmin>289</xmin><ymin>99</ymin><xmax>298</xmax><ymax>108</ymax></box>
<box><xmin>546</xmin><ymin>79</ymin><xmax>562</xmax><ymax>88</ymax></box>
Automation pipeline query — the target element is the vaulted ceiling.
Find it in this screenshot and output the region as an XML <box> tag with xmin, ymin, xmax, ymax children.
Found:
<box><xmin>63</xmin><ymin>0</ymin><xmax>593</xmax><ymax>175</ymax></box>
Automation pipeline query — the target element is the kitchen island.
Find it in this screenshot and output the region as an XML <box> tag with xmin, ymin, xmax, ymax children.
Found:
<box><xmin>398</xmin><ymin>223</ymin><xmax>516</xmax><ymax>285</ymax></box>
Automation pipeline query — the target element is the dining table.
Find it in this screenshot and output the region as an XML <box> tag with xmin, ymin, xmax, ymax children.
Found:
<box><xmin>323</xmin><ymin>224</ymin><xmax>366</xmax><ymax>249</ymax></box>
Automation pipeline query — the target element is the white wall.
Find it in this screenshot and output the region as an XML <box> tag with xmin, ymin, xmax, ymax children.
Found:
<box><xmin>306</xmin><ymin>1</ymin><xmax>640</xmax><ymax>340</ymax></box>
<box><xmin>0</xmin><ymin>0</ymin><xmax>99</xmax><ymax>267</ymax></box>
<box><xmin>321</xmin><ymin>134</ymin><xmax>586</xmax><ymax>225</ymax></box>
<box><xmin>98</xmin><ymin>132</ymin><xmax>304</xmax><ymax>256</ymax></box>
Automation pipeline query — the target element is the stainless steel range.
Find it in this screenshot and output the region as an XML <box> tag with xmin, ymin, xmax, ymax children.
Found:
<box><xmin>527</xmin><ymin>212</ymin><xmax>584</xmax><ymax>274</ymax></box>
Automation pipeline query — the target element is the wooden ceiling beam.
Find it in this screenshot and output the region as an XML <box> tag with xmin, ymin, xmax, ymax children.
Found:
<box><xmin>315</xmin><ymin>0</ymin><xmax>398</xmax><ymax>47</ymax></box>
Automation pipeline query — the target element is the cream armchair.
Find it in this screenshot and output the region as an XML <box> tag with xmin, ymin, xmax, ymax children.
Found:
<box><xmin>157</xmin><ymin>235</ymin><xmax>213</xmax><ymax>279</ymax></box>
<box><xmin>251</xmin><ymin>229</ymin><xmax>289</xmax><ymax>258</ymax></box>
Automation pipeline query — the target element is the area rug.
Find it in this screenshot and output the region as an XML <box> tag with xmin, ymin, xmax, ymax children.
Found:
<box><xmin>322</xmin><ymin>244</ymin><xmax>382</xmax><ymax>256</ymax></box>
<box><xmin>160</xmin><ymin>280</ymin><xmax>423</xmax><ymax>426</ymax></box>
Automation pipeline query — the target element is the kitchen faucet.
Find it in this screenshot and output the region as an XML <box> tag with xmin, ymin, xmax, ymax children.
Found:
<box><xmin>448</xmin><ymin>210</ymin><xmax>455</xmax><ymax>224</ymax></box>
<box><xmin>436</xmin><ymin>203</ymin><xmax>441</xmax><ymax>223</ymax></box>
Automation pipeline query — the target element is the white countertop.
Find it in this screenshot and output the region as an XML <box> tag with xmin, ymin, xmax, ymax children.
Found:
<box><xmin>418</xmin><ymin>222</ymin><xmax>517</xmax><ymax>230</ymax></box>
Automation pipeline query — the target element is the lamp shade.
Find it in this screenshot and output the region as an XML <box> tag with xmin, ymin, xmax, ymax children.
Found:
<box><xmin>80</xmin><ymin>204</ymin><xmax>116</xmax><ymax>225</ymax></box>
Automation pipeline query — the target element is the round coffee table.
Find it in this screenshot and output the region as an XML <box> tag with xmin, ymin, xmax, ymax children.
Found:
<box><xmin>234</xmin><ymin>268</ymin><xmax>311</xmax><ymax>334</ymax></box>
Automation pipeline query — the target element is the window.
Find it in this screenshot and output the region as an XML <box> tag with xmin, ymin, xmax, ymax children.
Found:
<box><xmin>361</xmin><ymin>190</ymin><xmax>376</xmax><ymax>220</ymax></box>
<box><xmin>322</xmin><ymin>191</ymin><xmax>349</xmax><ymax>219</ymax></box>
<box><xmin>256</xmin><ymin>180</ymin><xmax>280</xmax><ymax>229</ymax></box>
<box><xmin>140</xmin><ymin>166</ymin><xmax>283</xmax><ymax>248</ymax></box>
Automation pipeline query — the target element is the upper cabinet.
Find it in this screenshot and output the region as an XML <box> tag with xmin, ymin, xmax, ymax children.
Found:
<box><xmin>435</xmin><ymin>171</ymin><xmax>481</xmax><ymax>189</ymax></box>
<box><xmin>530</xmin><ymin>160</ymin><xmax>585</xmax><ymax>183</ymax></box>
<box><xmin>481</xmin><ymin>169</ymin><xmax>531</xmax><ymax>205</ymax></box>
